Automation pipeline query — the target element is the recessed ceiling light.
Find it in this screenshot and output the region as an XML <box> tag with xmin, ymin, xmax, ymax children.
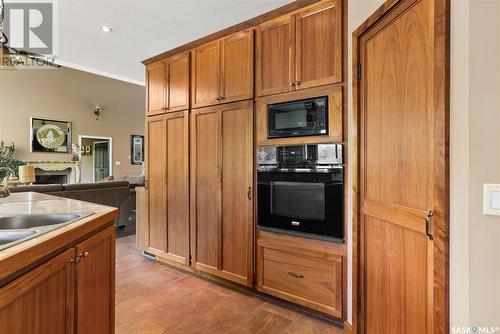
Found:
<box><xmin>101</xmin><ymin>26</ymin><xmax>113</xmax><ymax>33</ymax></box>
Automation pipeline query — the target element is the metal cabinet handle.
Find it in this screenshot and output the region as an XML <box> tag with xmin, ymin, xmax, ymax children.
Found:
<box><xmin>71</xmin><ymin>251</ymin><xmax>89</xmax><ymax>264</ymax></box>
<box><xmin>288</xmin><ymin>271</ymin><xmax>304</xmax><ymax>279</ymax></box>
<box><xmin>425</xmin><ymin>210</ymin><xmax>434</xmax><ymax>241</ymax></box>
<box><xmin>247</xmin><ymin>186</ymin><xmax>252</xmax><ymax>200</ymax></box>
<box><xmin>290</xmin><ymin>81</ymin><xmax>301</xmax><ymax>86</ymax></box>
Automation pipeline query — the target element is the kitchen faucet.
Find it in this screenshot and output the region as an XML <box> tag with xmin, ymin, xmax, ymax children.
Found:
<box><xmin>0</xmin><ymin>167</ymin><xmax>15</xmax><ymax>198</ymax></box>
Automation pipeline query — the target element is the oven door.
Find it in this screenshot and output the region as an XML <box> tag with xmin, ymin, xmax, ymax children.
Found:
<box><xmin>257</xmin><ymin>169</ymin><xmax>343</xmax><ymax>240</ymax></box>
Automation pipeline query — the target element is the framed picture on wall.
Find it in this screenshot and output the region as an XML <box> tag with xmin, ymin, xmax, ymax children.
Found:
<box><xmin>131</xmin><ymin>135</ymin><xmax>144</xmax><ymax>165</ymax></box>
<box><xmin>30</xmin><ymin>117</ymin><xmax>72</xmax><ymax>153</ymax></box>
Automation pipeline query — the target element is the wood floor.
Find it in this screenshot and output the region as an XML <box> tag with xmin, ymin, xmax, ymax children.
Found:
<box><xmin>116</xmin><ymin>236</ymin><xmax>344</xmax><ymax>334</ymax></box>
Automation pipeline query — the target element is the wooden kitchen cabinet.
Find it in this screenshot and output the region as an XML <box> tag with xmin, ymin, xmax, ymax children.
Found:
<box><xmin>257</xmin><ymin>230</ymin><xmax>343</xmax><ymax>318</ymax></box>
<box><xmin>256</xmin><ymin>0</ymin><xmax>342</xmax><ymax>96</ymax></box>
<box><xmin>256</xmin><ymin>15</ymin><xmax>295</xmax><ymax>96</ymax></box>
<box><xmin>0</xmin><ymin>225</ymin><xmax>115</xmax><ymax>334</ymax></box>
<box><xmin>190</xmin><ymin>100</ymin><xmax>254</xmax><ymax>286</ymax></box>
<box><xmin>75</xmin><ymin>226</ymin><xmax>115</xmax><ymax>334</ymax></box>
<box><xmin>0</xmin><ymin>249</ymin><xmax>75</xmax><ymax>334</ymax></box>
<box><xmin>191</xmin><ymin>30</ymin><xmax>253</xmax><ymax>108</ymax></box>
<box><xmin>147</xmin><ymin>61</ymin><xmax>166</xmax><ymax>115</ymax></box>
<box><xmin>146</xmin><ymin>52</ymin><xmax>190</xmax><ymax>116</ymax></box>
<box><xmin>147</xmin><ymin>111</ymin><xmax>190</xmax><ymax>265</ymax></box>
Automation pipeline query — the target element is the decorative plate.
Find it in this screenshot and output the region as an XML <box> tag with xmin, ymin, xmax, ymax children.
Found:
<box><xmin>36</xmin><ymin>124</ymin><xmax>66</xmax><ymax>149</ymax></box>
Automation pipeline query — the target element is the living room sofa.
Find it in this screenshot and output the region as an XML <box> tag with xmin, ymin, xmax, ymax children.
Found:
<box><xmin>9</xmin><ymin>181</ymin><xmax>130</xmax><ymax>227</ymax></box>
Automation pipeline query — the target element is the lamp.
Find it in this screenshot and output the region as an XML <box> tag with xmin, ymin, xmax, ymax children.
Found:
<box><xmin>94</xmin><ymin>105</ymin><xmax>102</xmax><ymax>120</ymax></box>
<box><xmin>18</xmin><ymin>165</ymin><xmax>36</xmax><ymax>184</ymax></box>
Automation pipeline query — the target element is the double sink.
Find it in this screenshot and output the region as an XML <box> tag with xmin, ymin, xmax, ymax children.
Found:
<box><xmin>0</xmin><ymin>213</ymin><xmax>92</xmax><ymax>251</ymax></box>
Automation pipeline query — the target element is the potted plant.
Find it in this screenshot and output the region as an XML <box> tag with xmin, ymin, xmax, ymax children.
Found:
<box><xmin>0</xmin><ymin>142</ymin><xmax>24</xmax><ymax>179</ymax></box>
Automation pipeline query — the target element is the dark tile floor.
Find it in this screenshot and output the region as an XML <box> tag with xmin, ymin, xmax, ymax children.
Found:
<box><xmin>115</xmin><ymin>236</ymin><xmax>344</xmax><ymax>334</ymax></box>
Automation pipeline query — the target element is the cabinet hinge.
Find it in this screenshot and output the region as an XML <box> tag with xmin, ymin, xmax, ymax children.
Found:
<box><xmin>189</xmin><ymin>254</ymin><xmax>192</xmax><ymax>265</ymax></box>
<box><xmin>358</xmin><ymin>63</ymin><xmax>362</xmax><ymax>80</ymax></box>
<box><xmin>357</xmin><ymin>294</ymin><xmax>362</xmax><ymax>311</ymax></box>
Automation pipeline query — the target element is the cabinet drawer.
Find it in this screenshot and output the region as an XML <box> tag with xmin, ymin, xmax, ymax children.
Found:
<box><xmin>257</xmin><ymin>240</ymin><xmax>342</xmax><ymax>317</ymax></box>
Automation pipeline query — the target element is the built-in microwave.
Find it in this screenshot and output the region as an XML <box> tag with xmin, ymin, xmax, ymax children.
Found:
<box><xmin>267</xmin><ymin>96</ymin><xmax>328</xmax><ymax>139</ymax></box>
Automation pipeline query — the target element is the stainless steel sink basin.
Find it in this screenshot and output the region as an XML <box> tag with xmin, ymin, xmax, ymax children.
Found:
<box><xmin>0</xmin><ymin>214</ymin><xmax>83</xmax><ymax>229</ymax></box>
<box><xmin>0</xmin><ymin>213</ymin><xmax>92</xmax><ymax>251</ymax></box>
<box><xmin>0</xmin><ymin>230</ymin><xmax>37</xmax><ymax>246</ymax></box>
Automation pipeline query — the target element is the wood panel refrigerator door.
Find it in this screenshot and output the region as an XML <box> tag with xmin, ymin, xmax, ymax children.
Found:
<box><xmin>191</xmin><ymin>109</ymin><xmax>221</xmax><ymax>271</ymax></box>
<box><xmin>295</xmin><ymin>0</ymin><xmax>342</xmax><ymax>90</ymax></box>
<box><xmin>359</xmin><ymin>0</ymin><xmax>447</xmax><ymax>332</ymax></box>
<box><xmin>0</xmin><ymin>249</ymin><xmax>74</xmax><ymax>334</ymax></box>
<box><xmin>147</xmin><ymin>62</ymin><xmax>166</xmax><ymax>116</ymax></box>
<box><xmin>148</xmin><ymin>117</ymin><xmax>167</xmax><ymax>253</ymax></box>
<box><xmin>220</xmin><ymin>30</ymin><xmax>254</xmax><ymax>104</ymax></box>
<box><xmin>166</xmin><ymin>53</ymin><xmax>190</xmax><ymax>112</ymax></box>
<box><xmin>220</xmin><ymin>101</ymin><xmax>253</xmax><ymax>286</ymax></box>
<box><xmin>256</xmin><ymin>15</ymin><xmax>294</xmax><ymax>97</ymax></box>
<box><xmin>165</xmin><ymin>111</ymin><xmax>190</xmax><ymax>264</ymax></box>
<box><xmin>191</xmin><ymin>41</ymin><xmax>220</xmax><ymax>108</ymax></box>
<box><xmin>76</xmin><ymin>226</ymin><xmax>115</xmax><ymax>334</ymax></box>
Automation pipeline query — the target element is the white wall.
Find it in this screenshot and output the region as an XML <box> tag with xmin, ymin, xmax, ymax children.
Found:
<box><xmin>347</xmin><ymin>0</ymin><xmax>500</xmax><ymax>328</ymax></box>
<box><xmin>0</xmin><ymin>67</ymin><xmax>145</xmax><ymax>177</ymax></box>
<box><xmin>467</xmin><ymin>0</ymin><xmax>500</xmax><ymax>327</ymax></box>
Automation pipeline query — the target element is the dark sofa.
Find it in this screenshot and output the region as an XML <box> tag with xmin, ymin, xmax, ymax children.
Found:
<box><xmin>9</xmin><ymin>181</ymin><xmax>130</xmax><ymax>227</ymax></box>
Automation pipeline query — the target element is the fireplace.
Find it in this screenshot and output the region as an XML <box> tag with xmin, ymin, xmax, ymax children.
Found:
<box><xmin>36</xmin><ymin>174</ymin><xmax>68</xmax><ymax>184</ymax></box>
<box><xmin>24</xmin><ymin>161</ymin><xmax>81</xmax><ymax>184</ymax></box>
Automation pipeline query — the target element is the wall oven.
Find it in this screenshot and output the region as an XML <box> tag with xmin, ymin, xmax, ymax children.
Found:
<box><xmin>267</xmin><ymin>96</ymin><xmax>328</xmax><ymax>138</ymax></box>
<box><xmin>257</xmin><ymin>144</ymin><xmax>343</xmax><ymax>241</ymax></box>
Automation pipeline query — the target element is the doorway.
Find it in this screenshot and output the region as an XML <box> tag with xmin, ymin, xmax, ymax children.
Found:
<box><xmin>78</xmin><ymin>135</ymin><xmax>113</xmax><ymax>182</ymax></box>
<box><xmin>352</xmin><ymin>0</ymin><xmax>450</xmax><ymax>333</ymax></box>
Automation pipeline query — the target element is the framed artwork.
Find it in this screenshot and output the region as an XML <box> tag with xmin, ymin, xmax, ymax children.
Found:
<box><xmin>30</xmin><ymin>117</ymin><xmax>71</xmax><ymax>153</ymax></box>
<box><xmin>131</xmin><ymin>135</ymin><xmax>144</xmax><ymax>165</ymax></box>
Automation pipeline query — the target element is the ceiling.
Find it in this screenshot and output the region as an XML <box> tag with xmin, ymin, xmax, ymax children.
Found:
<box><xmin>56</xmin><ymin>0</ymin><xmax>293</xmax><ymax>86</ymax></box>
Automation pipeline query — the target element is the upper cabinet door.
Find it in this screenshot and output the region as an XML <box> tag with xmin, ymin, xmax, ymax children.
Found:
<box><xmin>220</xmin><ymin>30</ymin><xmax>254</xmax><ymax>104</ymax></box>
<box><xmin>147</xmin><ymin>62</ymin><xmax>166</xmax><ymax>116</ymax></box>
<box><xmin>191</xmin><ymin>41</ymin><xmax>220</xmax><ymax>108</ymax></box>
<box><xmin>294</xmin><ymin>0</ymin><xmax>342</xmax><ymax>89</ymax></box>
<box><xmin>256</xmin><ymin>15</ymin><xmax>295</xmax><ymax>97</ymax></box>
<box><xmin>165</xmin><ymin>52</ymin><xmax>190</xmax><ymax>112</ymax></box>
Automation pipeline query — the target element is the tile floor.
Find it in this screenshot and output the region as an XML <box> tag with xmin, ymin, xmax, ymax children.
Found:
<box><xmin>115</xmin><ymin>235</ymin><xmax>344</xmax><ymax>334</ymax></box>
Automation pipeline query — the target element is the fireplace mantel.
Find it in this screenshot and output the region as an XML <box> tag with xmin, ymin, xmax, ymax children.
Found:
<box><xmin>24</xmin><ymin>161</ymin><xmax>81</xmax><ymax>184</ymax></box>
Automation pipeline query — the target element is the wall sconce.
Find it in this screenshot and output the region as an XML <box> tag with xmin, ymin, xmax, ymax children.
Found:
<box><xmin>94</xmin><ymin>105</ymin><xmax>102</xmax><ymax>120</ymax></box>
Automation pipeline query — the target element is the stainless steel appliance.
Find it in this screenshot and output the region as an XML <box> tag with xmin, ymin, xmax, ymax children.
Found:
<box><xmin>257</xmin><ymin>144</ymin><xmax>343</xmax><ymax>241</ymax></box>
<box><xmin>267</xmin><ymin>96</ymin><xmax>328</xmax><ymax>138</ymax></box>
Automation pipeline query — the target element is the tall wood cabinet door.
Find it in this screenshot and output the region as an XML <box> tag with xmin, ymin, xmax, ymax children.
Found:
<box><xmin>191</xmin><ymin>41</ymin><xmax>221</xmax><ymax>108</ymax></box>
<box><xmin>191</xmin><ymin>108</ymin><xmax>222</xmax><ymax>271</ymax></box>
<box><xmin>256</xmin><ymin>15</ymin><xmax>295</xmax><ymax>97</ymax></box>
<box><xmin>358</xmin><ymin>0</ymin><xmax>448</xmax><ymax>332</ymax></box>
<box><xmin>0</xmin><ymin>249</ymin><xmax>75</xmax><ymax>334</ymax></box>
<box><xmin>165</xmin><ymin>52</ymin><xmax>190</xmax><ymax>112</ymax></box>
<box><xmin>295</xmin><ymin>0</ymin><xmax>342</xmax><ymax>90</ymax></box>
<box><xmin>165</xmin><ymin>111</ymin><xmax>190</xmax><ymax>264</ymax></box>
<box><xmin>146</xmin><ymin>62</ymin><xmax>166</xmax><ymax>116</ymax></box>
<box><xmin>147</xmin><ymin>116</ymin><xmax>167</xmax><ymax>253</ymax></box>
<box><xmin>75</xmin><ymin>225</ymin><xmax>115</xmax><ymax>334</ymax></box>
<box><xmin>220</xmin><ymin>30</ymin><xmax>254</xmax><ymax>104</ymax></box>
<box><xmin>220</xmin><ymin>100</ymin><xmax>254</xmax><ymax>286</ymax></box>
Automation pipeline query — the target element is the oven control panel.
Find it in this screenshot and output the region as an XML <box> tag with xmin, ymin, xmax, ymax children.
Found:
<box><xmin>257</xmin><ymin>144</ymin><xmax>342</xmax><ymax>167</ymax></box>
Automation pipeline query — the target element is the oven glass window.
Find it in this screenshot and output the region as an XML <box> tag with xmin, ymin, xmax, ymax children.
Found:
<box><xmin>270</xmin><ymin>181</ymin><xmax>325</xmax><ymax>220</ymax></box>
